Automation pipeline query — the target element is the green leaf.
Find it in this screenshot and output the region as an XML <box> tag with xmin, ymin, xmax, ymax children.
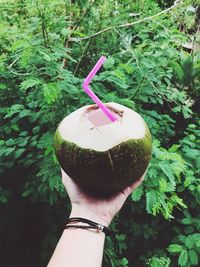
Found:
<box><xmin>147</xmin><ymin>256</ymin><xmax>171</xmax><ymax>267</ymax></box>
<box><xmin>182</xmin><ymin>218</ymin><xmax>191</xmax><ymax>225</ymax></box>
<box><xmin>118</xmin><ymin>98</ymin><xmax>135</xmax><ymax>109</ymax></box>
<box><xmin>49</xmin><ymin>176</ymin><xmax>56</xmax><ymax>191</ymax></box>
<box><xmin>43</xmin><ymin>83</ymin><xmax>60</xmax><ymax>105</ymax></box>
<box><xmin>131</xmin><ymin>185</ymin><xmax>143</xmax><ymax>201</ymax></box>
<box><xmin>20</xmin><ymin>78</ymin><xmax>41</xmax><ymax>90</ymax></box>
<box><xmin>188</xmin><ymin>249</ymin><xmax>198</xmax><ymax>265</ymax></box>
<box><xmin>39</xmin><ymin>50</ymin><xmax>53</xmax><ymax>62</ymax></box>
<box><xmin>159</xmin><ymin>162</ymin><xmax>175</xmax><ymax>186</ymax></box>
<box><xmin>4</xmin><ymin>104</ymin><xmax>24</xmax><ymax>118</ymax></box>
<box><xmin>185</xmin><ymin>237</ymin><xmax>194</xmax><ymax>249</ymax></box>
<box><xmin>182</xmin><ymin>106</ymin><xmax>193</xmax><ymax>119</ymax></box>
<box><xmin>97</xmin><ymin>71</ymin><xmax>128</xmax><ymax>89</ymax></box>
<box><xmin>6</xmin><ymin>138</ymin><xmax>15</xmax><ymax>146</ymax></box>
<box><xmin>146</xmin><ymin>190</ymin><xmax>157</xmax><ymax>214</ymax></box>
<box><xmin>0</xmin><ymin>140</ymin><xmax>5</xmax><ymax>146</ymax></box>
<box><xmin>178</xmin><ymin>249</ymin><xmax>188</xmax><ymax>267</ymax></box>
<box><xmin>22</xmin><ymin>188</ymin><xmax>33</xmax><ymax>197</ymax></box>
<box><xmin>170</xmin><ymin>194</ymin><xmax>187</xmax><ymax>209</ymax></box>
<box><xmin>32</xmin><ymin>126</ymin><xmax>40</xmax><ymax>134</ymax></box>
<box><xmin>20</xmin><ymin>46</ymin><xmax>32</xmax><ymax>68</ymax></box>
<box><xmin>15</xmin><ymin>148</ymin><xmax>25</xmax><ymax>159</ymax></box>
<box><xmin>168</xmin><ymin>244</ymin><xmax>183</xmax><ymax>253</ymax></box>
<box><xmin>0</xmin><ymin>194</ymin><xmax>7</xmax><ymax>203</ymax></box>
<box><xmin>159</xmin><ymin>179</ymin><xmax>167</xmax><ymax>192</ymax></box>
<box><xmin>19</xmin><ymin>110</ymin><xmax>31</xmax><ymax>118</ymax></box>
<box><xmin>104</xmin><ymin>57</ymin><xmax>115</xmax><ymax>69</ymax></box>
<box><xmin>142</xmin><ymin>58</ymin><xmax>156</xmax><ymax>69</ymax></box>
<box><xmin>173</xmin><ymin>106</ymin><xmax>182</xmax><ymax>113</ymax></box>
<box><xmin>0</xmin><ymin>83</ymin><xmax>7</xmax><ymax>90</ymax></box>
<box><xmin>18</xmin><ymin>139</ymin><xmax>28</xmax><ymax>147</ymax></box>
<box><xmin>196</xmin><ymin>239</ymin><xmax>200</xmax><ymax>248</ymax></box>
<box><xmin>184</xmin><ymin>149</ymin><xmax>199</xmax><ymax>160</ymax></box>
<box><xmin>0</xmin><ymin>147</ymin><xmax>15</xmax><ymax>157</ymax></box>
<box><xmin>171</xmin><ymin>61</ymin><xmax>184</xmax><ymax>83</ymax></box>
<box><xmin>61</xmin><ymin>28</ymin><xmax>71</xmax><ymax>37</ymax></box>
<box><xmin>11</xmin><ymin>39</ymin><xmax>28</xmax><ymax>51</ymax></box>
<box><xmin>120</xmin><ymin>257</ymin><xmax>128</xmax><ymax>266</ymax></box>
<box><xmin>169</xmin><ymin>145</ymin><xmax>180</xmax><ymax>153</ymax></box>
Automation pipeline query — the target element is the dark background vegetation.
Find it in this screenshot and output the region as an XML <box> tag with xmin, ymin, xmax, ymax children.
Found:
<box><xmin>0</xmin><ymin>0</ymin><xmax>200</xmax><ymax>266</ymax></box>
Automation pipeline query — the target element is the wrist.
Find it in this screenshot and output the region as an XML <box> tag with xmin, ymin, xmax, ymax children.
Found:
<box><xmin>70</xmin><ymin>204</ymin><xmax>112</xmax><ymax>227</ymax></box>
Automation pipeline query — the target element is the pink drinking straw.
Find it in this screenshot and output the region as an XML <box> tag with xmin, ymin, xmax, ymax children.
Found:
<box><xmin>82</xmin><ymin>56</ymin><xmax>118</xmax><ymax>122</ymax></box>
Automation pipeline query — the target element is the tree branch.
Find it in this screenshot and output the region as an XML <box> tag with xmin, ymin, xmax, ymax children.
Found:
<box><xmin>61</xmin><ymin>0</ymin><xmax>97</xmax><ymax>69</ymax></box>
<box><xmin>8</xmin><ymin>57</ymin><xmax>30</xmax><ymax>76</ymax></box>
<box><xmin>73</xmin><ymin>39</ymin><xmax>92</xmax><ymax>76</ymax></box>
<box><xmin>69</xmin><ymin>0</ymin><xmax>183</xmax><ymax>42</ymax></box>
<box><xmin>61</xmin><ymin>0</ymin><xmax>73</xmax><ymax>69</ymax></box>
<box><xmin>72</xmin><ymin>0</ymin><xmax>98</xmax><ymax>33</ymax></box>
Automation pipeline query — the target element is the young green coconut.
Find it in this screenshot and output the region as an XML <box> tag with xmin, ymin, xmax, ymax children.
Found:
<box><xmin>54</xmin><ymin>102</ymin><xmax>152</xmax><ymax>195</ymax></box>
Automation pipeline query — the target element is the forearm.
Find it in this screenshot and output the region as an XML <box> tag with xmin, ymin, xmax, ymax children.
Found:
<box><xmin>47</xmin><ymin>228</ymin><xmax>105</xmax><ymax>267</ymax></box>
<box><xmin>47</xmin><ymin>206</ymin><xmax>108</xmax><ymax>267</ymax></box>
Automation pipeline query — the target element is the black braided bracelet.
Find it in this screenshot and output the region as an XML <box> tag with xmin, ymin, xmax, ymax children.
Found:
<box><xmin>65</xmin><ymin>217</ymin><xmax>114</xmax><ymax>236</ymax></box>
<box><xmin>64</xmin><ymin>217</ymin><xmax>119</xmax><ymax>254</ymax></box>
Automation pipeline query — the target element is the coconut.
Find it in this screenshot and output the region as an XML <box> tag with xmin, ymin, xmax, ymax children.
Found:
<box><xmin>54</xmin><ymin>102</ymin><xmax>152</xmax><ymax>194</ymax></box>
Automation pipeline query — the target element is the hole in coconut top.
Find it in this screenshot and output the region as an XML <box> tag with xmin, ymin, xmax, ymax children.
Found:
<box><xmin>86</xmin><ymin>105</ymin><xmax>123</xmax><ymax>127</ymax></box>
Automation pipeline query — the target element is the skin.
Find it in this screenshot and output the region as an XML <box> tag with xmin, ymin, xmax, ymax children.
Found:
<box><xmin>47</xmin><ymin>169</ymin><xmax>145</xmax><ymax>267</ymax></box>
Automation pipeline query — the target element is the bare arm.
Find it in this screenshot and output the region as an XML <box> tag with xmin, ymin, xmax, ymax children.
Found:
<box><xmin>47</xmin><ymin>170</ymin><xmax>144</xmax><ymax>267</ymax></box>
<box><xmin>47</xmin><ymin>222</ymin><xmax>105</xmax><ymax>267</ymax></box>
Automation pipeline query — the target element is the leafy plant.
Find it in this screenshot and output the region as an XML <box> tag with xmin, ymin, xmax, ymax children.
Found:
<box><xmin>168</xmin><ymin>234</ymin><xmax>200</xmax><ymax>266</ymax></box>
<box><xmin>0</xmin><ymin>1</ymin><xmax>199</xmax><ymax>267</ymax></box>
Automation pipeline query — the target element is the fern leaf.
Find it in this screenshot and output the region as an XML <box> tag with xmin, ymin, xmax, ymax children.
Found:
<box><xmin>43</xmin><ymin>83</ymin><xmax>60</xmax><ymax>105</ymax></box>
<box><xmin>170</xmin><ymin>194</ymin><xmax>187</xmax><ymax>209</ymax></box>
<box><xmin>168</xmin><ymin>244</ymin><xmax>183</xmax><ymax>253</ymax></box>
<box><xmin>178</xmin><ymin>249</ymin><xmax>188</xmax><ymax>267</ymax></box>
<box><xmin>185</xmin><ymin>236</ymin><xmax>194</xmax><ymax>249</ymax></box>
<box><xmin>131</xmin><ymin>185</ymin><xmax>143</xmax><ymax>202</ymax></box>
<box><xmin>170</xmin><ymin>61</ymin><xmax>184</xmax><ymax>83</ymax></box>
<box><xmin>159</xmin><ymin>193</ymin><xmax>173</xmax><ymax>219</ymax></box>
<box><xmin>20</xmin><ymin>46</ymin><xmax>32</xmax><ymax>68</ymax></box>
<box><xmin>159</xmin><ymin>178</ymin><xmax>175</xmax><ymax>193</ymax></box>
<box><xmin>159</xmin><ymin>161</ymin><xmax>176</xmax><ymax>186</ymax></box>
<box><xmin>146</xmin><ymin>190</ymin><xmax>157</xmax><ymax>214</ymax></box>
<box><xmin>20</xmin><ymin>78</ymin><xmax>41</xmax><ymax>90</ymax></box>
<box><xmin>104</xmin><ymin>57</ymin><xmax>115</xmax><ymax>69</ymax></box>
<box><xmin>188</xmin><ymin>249</ymin><xmax>198</xmax><ymax>265</ymax></box>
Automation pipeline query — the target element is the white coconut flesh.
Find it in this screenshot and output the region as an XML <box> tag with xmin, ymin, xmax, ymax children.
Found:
<box><xmin>58</xmin><ymin>102</ymin><xmax>147</xmax><ymax>152</ymax></box>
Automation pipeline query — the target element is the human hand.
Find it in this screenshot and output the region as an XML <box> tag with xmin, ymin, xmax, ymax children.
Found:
<box><xmin>61</xmin><ymin>169</ymin><xmax>145</xmax><ymax>227</ymax></box>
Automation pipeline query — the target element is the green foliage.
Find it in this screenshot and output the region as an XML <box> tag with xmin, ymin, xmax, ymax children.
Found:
<box><xmin>0</xmin><ymin>0</ymin><xmax>199</xmax><ymax>266</ymax></box>
<box><xmin>0</xmin><ymin>187</ymin><xmax>11</xmax><ymax>203</ymax></box>
<box><xmin>147</xmin><ymin>256</ymin><xmax>171</xmax><ymax>267</ymax></box>
<box><xmin>168</xmin><ymin>234</ymin><xmax>200</xmax><ymax>266</ymax></box>
<box><xmin>171</xmin><ymin>52</ymin><xmax>200</xmax><ymax>101</ymax></box>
